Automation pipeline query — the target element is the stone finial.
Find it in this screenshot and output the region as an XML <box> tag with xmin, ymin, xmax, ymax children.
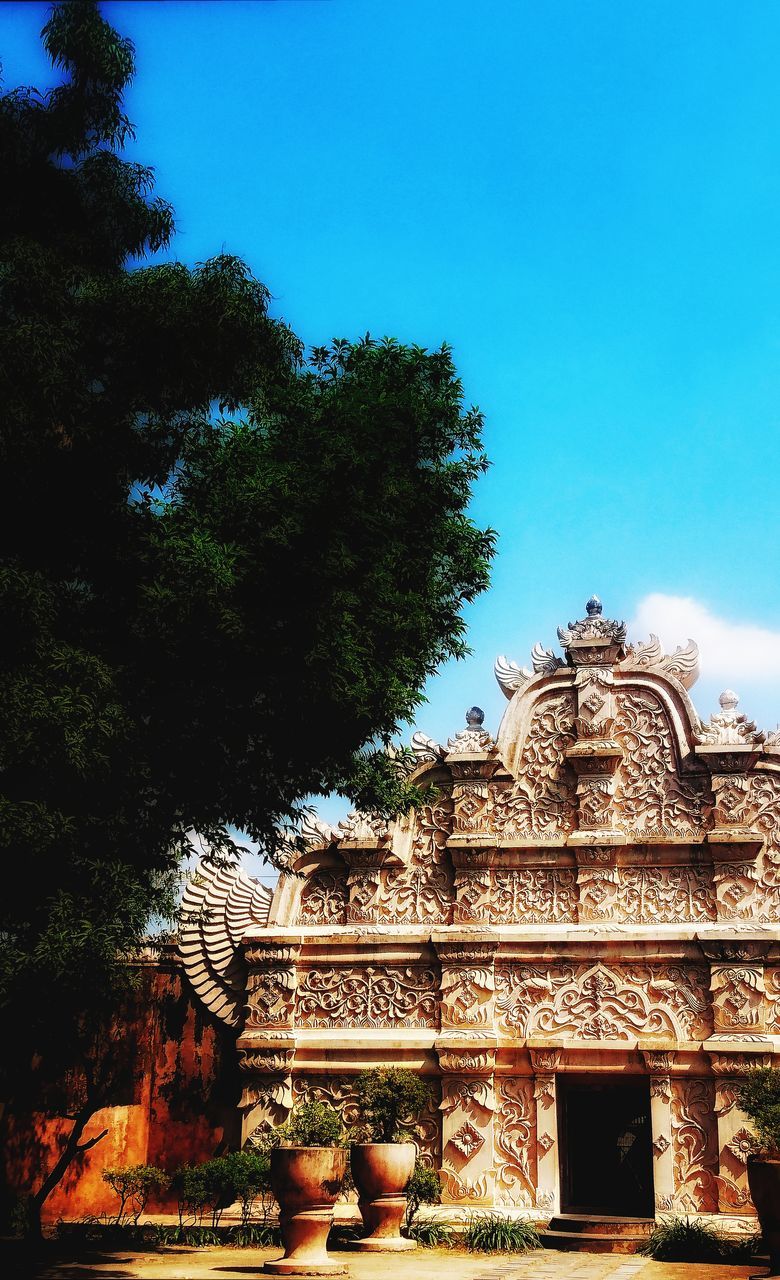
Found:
<box><xmin>695</xmin><ymin>690</ymin><xmax>766</xmax><ymax>746</ymax></box>
<box><xmin>446</xmin><ymin>706</ymin><xmax>495</xmax><ymax>754</ymax></box>
<box><xmin>557</xmin><ymin>597</ymin><xmax>628</xmax><ymax>649</ymax></box>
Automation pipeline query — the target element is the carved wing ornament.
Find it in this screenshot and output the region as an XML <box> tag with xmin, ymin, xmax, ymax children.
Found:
<box><xmin>179</xmin><ymin>858</ymin><xmax>272</xmax><ymax>1028</ymax></box>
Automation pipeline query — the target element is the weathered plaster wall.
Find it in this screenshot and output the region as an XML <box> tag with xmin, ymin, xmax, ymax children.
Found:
<box><xmin>1</xmin><ymin>958</ymin><xmax>239</xmax><ymax>1222</ymax></box>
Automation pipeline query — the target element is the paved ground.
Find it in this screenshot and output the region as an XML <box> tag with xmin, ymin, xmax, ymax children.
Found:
<box><xmin>0</xmin><ymin>1243</ymin><xmax>765</xmax><ymax>1280</ymax></box>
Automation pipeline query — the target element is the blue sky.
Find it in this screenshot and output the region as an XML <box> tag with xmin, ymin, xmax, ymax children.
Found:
<box><xmin>5</xmin><ymin>0</ymin><xmax>780</xmax><ymax>847</ymax></box>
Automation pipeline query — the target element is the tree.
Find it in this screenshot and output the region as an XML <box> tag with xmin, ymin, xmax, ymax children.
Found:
<box><xmin>0</xmin><ymin>0</ymin><xmax>493</xmax><ymax>1229</ymax></box>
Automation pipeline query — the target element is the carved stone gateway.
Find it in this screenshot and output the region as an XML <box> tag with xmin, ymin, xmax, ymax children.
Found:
<box><xmin>182</xmin><ymin>599</ymin><xmax>780</xmax><ymax>1222</ymax></box>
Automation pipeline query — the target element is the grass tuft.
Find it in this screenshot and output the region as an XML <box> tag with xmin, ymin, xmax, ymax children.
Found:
<box><xmin>463</xmin><ymin>1212</ymin><xmax>541</xmax><ymax>1253</ymax></box>
<box><xmin>641</xmin><ymin>1216</ymin><xmax>762</xmax><ymax>1264</ymax></box>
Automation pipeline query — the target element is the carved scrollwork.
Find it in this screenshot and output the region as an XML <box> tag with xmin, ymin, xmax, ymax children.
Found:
<box><xmin>613</xmin><ymin>689</ymin><xmax>709</xmax><ymax>838</ymax></box>
<box><xmin>489</xmin><ymin>869</ymin><xmax>577</xmax><ymax>924</ymax></box>
<box><xmin>490</xmin><ymin>693</ymin><xmax>577</xmax><ymax>837</ymax></box>
<box><xmin>618</xmin><ymin>866</ymin><xmax>716</xmax><ymax>923</ymax></box>
<box><xmin>296</xmin><ymin>869</ymin><xmax>348</xmax><ymax>925</ymax></box>
<box><xmin>671</xmin><ymin>1079</ymin><xmax>718</xmax><ymax>1212</ymax></box>
<box><xmin>296</xmin><ymin>964</ymin><xmax>438</xmax><ymax>1028</ymax></box>
<box><xmin>495</xmin><ymin>961</ymin><xmax>711</xmax><ymax>1040</ymax></box>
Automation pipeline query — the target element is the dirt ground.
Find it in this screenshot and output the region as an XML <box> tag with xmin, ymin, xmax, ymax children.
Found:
<box><xmin>0</xmin><ymin>1240</ymin><xmax>767</xmax><ymax>1280</ymax></box>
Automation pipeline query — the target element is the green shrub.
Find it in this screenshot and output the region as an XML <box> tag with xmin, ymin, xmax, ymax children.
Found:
<box><xmin>463</xmin><ymin>1212</ymin><xmax>541</xmax><ymax>1253</ymax></box>
<box><xmin>404</xmin><ymin>1159</ymin><xmax>441</xmax><ymax>1227</ymax></box>
<box><xmin>406</xmin><ymin>1215</ymin><xmax>452</xmax><ymax>1247</ymax></box>
<box><xmin>172</xmin><ymin>1163</ymin><xmax>210</xmax><ymax>1227</ymax></box>
<box><xmin>101</xmin><ymin>1165</ymin><xmax>168</xmax><ymax>1226</ymax></box>
<box><xmin>277</xmin><ymin>1100</ymin><xmax>345</xmax><ymax>1148</ymax></box>
<box><xmin>641</xmin><ymin>1217</ymin><xmax>726</xmax><ymax>1262</ymax></box>
<box><xmin>221</xmin><ymin>1150</ymin><xmax>272</xmax><ymax>1228</ymax></box>
<box><xmin>737</xmin><ymin>1067</ymin><xmax>780</xmax><ymax>1155</ymax></box>
<box><xmin>353</xmin><ymin>1068</ymin><xmax>431</xmax><ymax>1143</ymax></box>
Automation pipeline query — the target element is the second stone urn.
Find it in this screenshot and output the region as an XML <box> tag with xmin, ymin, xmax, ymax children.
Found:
<box><xmin>265</xmin><ymin>1146</ymin><xmax>347</xmax><ymax>1275</ymax></box>
<box><xmin>351</xmin><ymin>1141</ymin><xmax>417</xmax><ymax>1251</ymax></box>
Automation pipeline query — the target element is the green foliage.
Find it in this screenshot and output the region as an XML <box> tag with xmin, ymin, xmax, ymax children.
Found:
<box><xmin>353</xmin><ymin>1068</ymin><xmax>431</xmax><ymax>1143</ymax></box>
<box><xmin>405</xmin><ymin>1215</ymin><xmax>452</xmax><ymax>1247</ymax></box>
<box><xmin>640</xmin><ymin>1216</ymin><xmax>760</xmax><ymax>1263</ymax></box>
<box><xmin>0</xmin><ymin>0</ymin><xmax>492</xmax><ymax>1227</ymax></box>
<box><xmin>463</xmin><ymin>1213</ymin><xmax>541</xmax><ymax>1253</ymax></box>
<box><xmin>221</xmin><ymin>1150</ymin><xmax>273</xmax><ymax>1229</ymax></box>
<box><xmin>101</xmin><ymin>1165</ymin><xmax>168</xmax><ymax>1225</ymax></box>
<box><xmin>404</xmin><ymin>1159</ymin><xmax>441</xmax><ymax>1227</ymax></box>
<box><xmin>737</xmin><ymin>1067</ymin><xmax>780</xmax><ymax>1155</ymax></box>
<box><xmin>277</xmin><ymin>1101</ymin><xmax>346</xmax><ymax>1148</ymax></box>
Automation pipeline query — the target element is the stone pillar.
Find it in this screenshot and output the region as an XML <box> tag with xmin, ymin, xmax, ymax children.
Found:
<box><xmin>434</xmin><ymin>934</ymin><xmax>499</xmax><ymax>1206</ymax></box>
<box><xmin>237</xmin><ymin>940</ymin><xmax>301</xmax><ymax>1144</ymax></box>
<box><xmin>529</xmin><ymin>1047</ymin><xmax>561</xmax><ymax>1215</ymax></box>
<box><xmin>436</xmin><ymin>1045</ymin><xmax>497</xmax><ymax>1206</ymax></box>
<box><xmin>642</xmin><ymin>1050</ymin><xmax>676</xmax><ymax>1214</ymax></box>
<box><xmin>709</xmin><ymin>1051</ymin><xmax>771</xmax><ymax>1216</ymax></box>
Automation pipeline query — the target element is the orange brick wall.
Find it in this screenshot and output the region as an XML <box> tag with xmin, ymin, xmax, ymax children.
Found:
<box><xmin>1</xmin><ymin>959</ymin><xmax>240</xmax><ymax>1221</ymax></box>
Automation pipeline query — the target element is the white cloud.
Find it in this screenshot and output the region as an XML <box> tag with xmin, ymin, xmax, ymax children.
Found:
<box><xmin>631</xmin><ymin>593</ymin><xmax>780</xmax><ymax>684</ymax></box>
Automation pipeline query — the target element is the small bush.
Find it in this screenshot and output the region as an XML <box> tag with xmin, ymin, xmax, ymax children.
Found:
<box><xmin>221</xmin><ymin>1149</ymin><xmax>272</xmax><ymax>1228</ymax></box>
<box><xmin>641</xmin><ymin>1216</ymin><xmax>726</xmax><ymax>1262</ymax></box>
<box><xmin>463</xmin><ymin>1212</ymin><xmax>541</xmax><ymax>1253</ymax></box>
<box><xmin>353</xmin><ymin>1067</ymin><xmax>431</xmax><ymax>1143</ymax></box>
<box><xmin>405</xmin><ymin>1160</ymin><xmax>441</xmax><ymax>1227</ymax></box>
<box><xmin>406</xmin><ymin>1215</ymin><xmax>452</xmax><ymax>1247</ymax></box>
<box><xmin>737</xmin><ymin>1067</ymin><xmax>780</xmax><ymax>1155</ymax></box>
<box><xmin>101</xmin><ymin>1165</ymin><xmax>168</xmax><ymax>1225</ymax></box>
<box><xmin>277</xmin><ymin>1100</ymin><xmax>345</xmax><ymax>1148</ymax></box>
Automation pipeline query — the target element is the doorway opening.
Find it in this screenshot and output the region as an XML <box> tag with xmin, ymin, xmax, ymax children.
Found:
<box><xmin>558</xmin><ymin>1075</ymin><xmax>654</xmax><ymax>1216</ymax></box>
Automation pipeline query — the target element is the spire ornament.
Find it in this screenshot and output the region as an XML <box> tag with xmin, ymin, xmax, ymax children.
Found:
<box><xmin>695</xmin><ymin>691</ymin><xmax>766</xmax><ymax>747</ymax></box>
<box><xmin>557</xmin><ymin>596</ymin><xmax>627</xmax><ymax>669</ymax></box>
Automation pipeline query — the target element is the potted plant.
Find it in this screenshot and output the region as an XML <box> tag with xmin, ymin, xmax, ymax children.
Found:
<box><xmin>350</xmin><ymin>1067</ymin><xmax>431</xmax><ymax>1251</ymax></box>
<box><xmin>264</xmin><ymin>1101</ymin><xmax>347</xmax><ymax>1276</ymax></box>
<box><xmin>738</xmin><ymin>1066</ymin><xmax>780</xmax><ymax>1276</ymax></box>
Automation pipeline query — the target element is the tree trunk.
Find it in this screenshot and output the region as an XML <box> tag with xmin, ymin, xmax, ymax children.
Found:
<box><xmin>27</xmin><ymin>1096</ymin><xmax>108</xmax><ymax>1238</ymax></box>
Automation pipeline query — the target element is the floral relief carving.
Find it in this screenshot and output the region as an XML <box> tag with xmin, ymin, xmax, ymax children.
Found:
<box><xmin>245</xmin><ymin>967</ymin><xmax>297</xmax><ymax>1029</ymax></box>
<box><xmin>489</xmin><ymin>693</ymin><xmax>577</xmax><ymax>837</ymax></box>
<box><xmin>495</xmin><ymin>962</ymin><xmax>711</xmax><ymax>1040</ymax></box>
<box><xmin>576</xmin><ymin>867</ymin><xmax>619</xmax><ymax>921</ymax></box>
<box><xmin>711</xmin><ymin>966</ymin><xmax>764</xmax><ymax>1030</ymax></box>
<box><xmin>671</xmin><ymin>1079</ymin><xmax>719</xmax><ymax>1213</ymax></box>
<box><xmin>453</xmin><ymin>871</ymin><xmax>491</xmax><ymax>923</ymax></box>
<box><xmin>489</xmin><ymin>869</ymin><xmax>578</xmax><ymax>924</ymax></box>
<box><xmin>441</xmin><ymin>965</ymin><xmax>494</xmax><ymax>1029</ymax></box>
<box><xmin>766</xmin><ymin>968</ymin><xmax>780</xmax><ymax>1031</ymax></box>
<box><xmin>613</xmin><ymin>689</ymin><xmax>710</xmax><ymax>838</ymax></box>
<box><xmin>618</xmin><ymin>866</ymin><xmax>716</xmax><ymax>923</ymax></box>
<box><xmin>296</xmin><ymin>965</ymin><xmax>438</xmax><ymax>1028</ymax></box>
<box><xmin>296</xmin><ymin>869</ymin><xmax>348</xmax><ymax>925</ymax></box>
<box><xmin>494</xmin><ymin>1078</ymin><xmax>537</xmax><ymax>1207</ymax></box>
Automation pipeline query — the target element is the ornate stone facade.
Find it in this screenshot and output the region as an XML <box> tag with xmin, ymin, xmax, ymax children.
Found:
<box><xmin>182</xmin><ymin>598</ymin><xmax>780</xmax><ymax>1222</ymax></box>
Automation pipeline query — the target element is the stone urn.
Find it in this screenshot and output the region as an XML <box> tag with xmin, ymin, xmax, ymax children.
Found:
<box><xmin>350</xmin><ymin>1142</ymin><xmax>417</xmax><ymax>1251</ymax></box>
<box><xmin>748</xmin><ymin>1156</ymin><xmax>780</xmax><ymax>1276</ymax></box>
<box><xmin>264</xmin><ymin>1146</ymin><xmax>347</xmax><ymax>1275</ymax></box>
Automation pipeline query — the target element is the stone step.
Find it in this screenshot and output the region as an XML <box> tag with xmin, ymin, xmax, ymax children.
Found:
<box><xmin>547</xmin><ymin>1215</ymin><xmax>654</xmax><ymax>1238</ymax></box>
<box><xmin>541</xmin><ymin>1229</ymin><xmax>648</xmax><ymax>1254</ymax></box>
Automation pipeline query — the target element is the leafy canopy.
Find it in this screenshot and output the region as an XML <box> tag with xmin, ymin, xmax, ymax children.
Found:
<box><xmin>0</xmin><ymin>0</ymin><xmax>493</xmax><ymax>1076</ymax></box>
<box><xmin>354</xmin><ymin>1067</ymin><xmax>431</xmax><ymax>1143</ymax></box>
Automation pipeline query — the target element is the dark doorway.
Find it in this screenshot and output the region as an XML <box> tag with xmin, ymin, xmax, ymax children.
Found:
<box><xmin>559</xmin><ymin>1076</ymin><xmax>653</xmax><ymax>1216</ymax></box>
